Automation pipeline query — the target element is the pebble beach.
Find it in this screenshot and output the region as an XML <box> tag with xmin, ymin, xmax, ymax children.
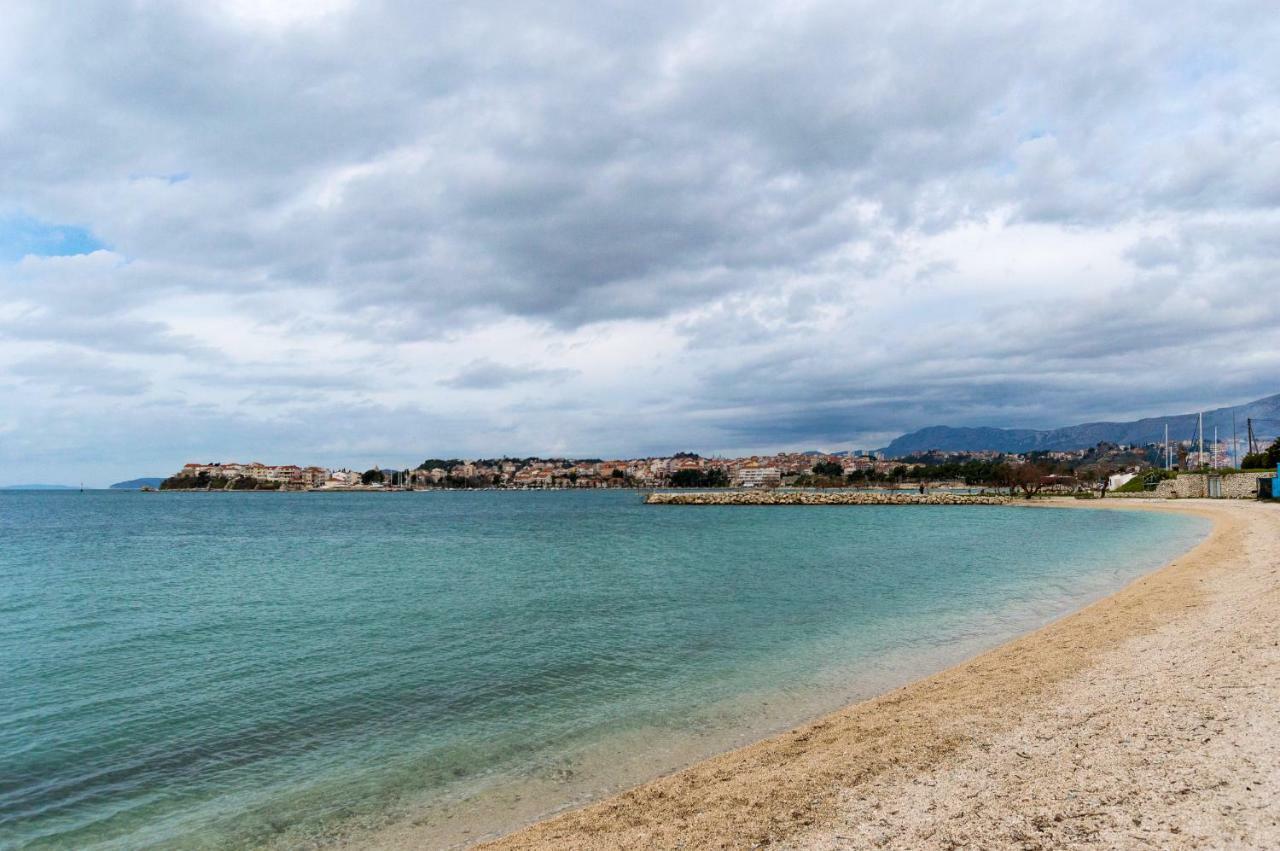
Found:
<box><xmin>471</xmin><ymin>498</ymin><xmax>1278</xmax><ymax>850</ymax></box>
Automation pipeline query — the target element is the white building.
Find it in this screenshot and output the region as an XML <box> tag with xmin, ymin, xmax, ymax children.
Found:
<box><xmin>736</xmin><ymin>466</ymin><xmax>781</xmax><ymax>487</ymax></box>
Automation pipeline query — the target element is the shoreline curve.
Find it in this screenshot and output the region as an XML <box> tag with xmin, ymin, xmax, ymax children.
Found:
<box><xmin>362</xmin><ymin>498</ymin><xmax>1276</xmax><ymax>850</ymax></box>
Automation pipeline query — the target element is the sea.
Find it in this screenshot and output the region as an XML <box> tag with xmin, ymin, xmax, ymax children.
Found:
<box><xmin>0</xmin><ymin>490</ymin><xmax>1209</xmax><ymax>849</ymax></box>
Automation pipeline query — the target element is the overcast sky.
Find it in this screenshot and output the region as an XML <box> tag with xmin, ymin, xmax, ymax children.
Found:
<box><xmin>3</xmin><ymin>1</ymin><xmax>1279</xmax><ymax>485</ymax></box>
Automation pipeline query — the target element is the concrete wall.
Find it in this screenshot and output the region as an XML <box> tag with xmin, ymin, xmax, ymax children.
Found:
<box><xmin>1153</xmin><ymin>471</ymin><xmax>1275</xmax><ymax>499</ymax></box>
<box><xmin>1109</xmin><ymin>472</ymin><xmax>1138</xmax><ymax>491</ymax></box>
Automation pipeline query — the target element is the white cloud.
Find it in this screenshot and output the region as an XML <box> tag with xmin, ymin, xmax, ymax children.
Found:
<box><xmin>203</xmin><ymin>0</ymin><xmax>354</xmax><ymax>31</ymax></box>
<box><xmin>1</xmin><ymin>0</ymin><xmax>1279</xmax><ymax>484</ymax></box>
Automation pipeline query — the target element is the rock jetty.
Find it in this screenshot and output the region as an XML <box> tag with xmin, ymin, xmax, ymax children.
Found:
<box><xmin>645</xmin><ymin>491</ymin><xmax>1010</xmax><ymax>506</ymax></box>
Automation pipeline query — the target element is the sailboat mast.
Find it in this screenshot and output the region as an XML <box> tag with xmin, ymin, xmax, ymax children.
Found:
<box><xmin>1233</xmin><ymin>411</ymin><xmax>1239</xmax><ymax>469</ymax></box>
<box><xmin>1199</xmin><ymin>412</ymin><xmax>1204</xmax><ymax>469</ymax></box>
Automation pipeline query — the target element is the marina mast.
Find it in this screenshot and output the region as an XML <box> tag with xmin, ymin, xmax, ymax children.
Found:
<box><xmin>1233</xmin><ymin>411</ymin><xmax>1239</xmax><ymax>469</ymax></box>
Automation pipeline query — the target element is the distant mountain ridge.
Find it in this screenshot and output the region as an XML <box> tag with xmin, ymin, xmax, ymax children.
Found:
<box><xmin>883</xmin><ymin>392</ymin><xmax>1280</xmax><ymax>456</ymax></box>
<box><xmin>0</xmin><ymin>484</ymin><xmax>78</xmax><ymax>490</ymax></box>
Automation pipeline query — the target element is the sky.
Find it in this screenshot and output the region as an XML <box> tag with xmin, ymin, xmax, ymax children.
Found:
<box><xmin>2</xmin><ymin>1</ymin><xmax>1279</xmax><ymax>486</ymax></box>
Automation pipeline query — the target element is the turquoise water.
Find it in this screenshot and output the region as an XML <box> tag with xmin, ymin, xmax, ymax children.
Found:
<box><xmin>1</xmin><ymin>491</ymin><xmax>1208</xmax><ymax>849</ymax></box>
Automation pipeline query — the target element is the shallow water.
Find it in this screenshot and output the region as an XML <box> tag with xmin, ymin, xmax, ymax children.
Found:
<box><xmin>0</xmin><ymin>491</ymin><xmax>1208</xmax><ymax>849</ymax></box>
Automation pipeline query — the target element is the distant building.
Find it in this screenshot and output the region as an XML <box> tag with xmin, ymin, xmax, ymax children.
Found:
<box><xmin>843</xmin><ymin>456</ymin><xmax>875</xmax><ymax>473</ymax></box>
<box><xmin>175</xmin><ymin>461</ymin><xmax>331</xmax><ymax>489</ymax></box>
<box><xmin>735</xmin><ymin>465</ymin><xmax>780</xmax><ymax>487</ymax></box>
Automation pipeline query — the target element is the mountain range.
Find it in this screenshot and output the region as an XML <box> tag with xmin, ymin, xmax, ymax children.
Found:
<box><xmin>0</xmin><ymin>484</ymin><xmax>79</xmax><ymax>490</ymax></box>
<box><xmin>882</xmin><ymin>392</ymin><xmax>1280</xmax><ymax>457</ymax></box>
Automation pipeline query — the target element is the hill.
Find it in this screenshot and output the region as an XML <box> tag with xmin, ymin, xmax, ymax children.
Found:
<box><xmin>883</xmin><ymin>392</ymin><xmax>1280</xmax><ymax>456</ymax></box>
<box><xmin>0</xmin><ymin>483</ymin><xmax>78</xmax><ymax>490</ymax></box>
<box><xmin>109</xmin><ymin>478</ymin><xmax>166</xmax><ymax>490</ymax></box>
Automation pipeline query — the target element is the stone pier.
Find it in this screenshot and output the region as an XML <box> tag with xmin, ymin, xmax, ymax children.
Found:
<box><xmin>644</xmin><ymin>491</ymin><xmax>1010</xmax><ymax>506</ymax></box>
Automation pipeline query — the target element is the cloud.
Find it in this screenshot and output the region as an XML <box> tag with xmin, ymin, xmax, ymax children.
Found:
<box><xmin>1</xmin><ymin>0</ymin><xmax>1279</xmax><ymax>483</ymax></box>
<box><xmin>0</xmin><ymin>314</ymin><xmax>211</xmax><ymax>356</ymax></box>
<box><xmin>7</xmin><ymin>351</ymin><xmax>151</xmax><ymax>397</ymax></box>
<box><xmin>439</xmin><ymin>358</ymin><xmax>577</xmax><ymax>390</ymax></box>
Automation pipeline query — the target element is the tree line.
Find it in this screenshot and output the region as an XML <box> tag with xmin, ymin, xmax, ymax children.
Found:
<box><xmin>1242</xmin><ymin>438</ymin><xmax>1280</xmax><ymax>470</ymax></box>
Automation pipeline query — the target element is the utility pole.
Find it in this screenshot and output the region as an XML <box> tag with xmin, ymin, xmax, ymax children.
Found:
<box><xmin>1165</xmin><ymin>423</ymin><xmax>1170</xmax><ymax>471</ymax></box>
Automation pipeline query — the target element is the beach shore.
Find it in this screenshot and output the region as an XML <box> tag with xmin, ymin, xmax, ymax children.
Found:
<box><xmin>452</xmin><ymin>498</ymin><xmax>1278</xmax><ymax>850</ymax></box>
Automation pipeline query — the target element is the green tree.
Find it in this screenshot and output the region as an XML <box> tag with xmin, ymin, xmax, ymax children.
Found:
<box><xmin>670</xmin><ymin>469</ymin><xmax>703</xmax><ymax>487</ymax></box>
<box><xmin>1242</xmin><ymin>438</ymin><xmax>1280</xmax><ymax>470</ymax></box>
<box><xmin>812</xmin><ymin>460</ymin><xmax>843</xmax><ymax>478</ymax></box>
<box><xmin>669</xmin><ymin>468</ymin><xmax>730</xmax><ymax>488</ymax></box>
<box><xmin>361</xmin><ymin>468</ymin><xmax>385</xmax><ymax>485</ymax></box>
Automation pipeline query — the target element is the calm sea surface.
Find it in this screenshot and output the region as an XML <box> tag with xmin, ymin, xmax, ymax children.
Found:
<box><xmin>0</xmin><ymin>491</ymin><xmax>1208</xmax><ymax>849</ymax></box>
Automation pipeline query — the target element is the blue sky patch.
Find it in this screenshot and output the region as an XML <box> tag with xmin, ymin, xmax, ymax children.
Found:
<box><xmin>0</xmin><ymin>215</ymin><xmax>106</xmax><ymax>262</ymax></box>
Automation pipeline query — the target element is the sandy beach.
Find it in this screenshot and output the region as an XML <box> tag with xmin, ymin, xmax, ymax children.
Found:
<box><xmin>451</xmin><ymin>498</ymin><xmax>1278</xmax><ymax>850</ymax></box>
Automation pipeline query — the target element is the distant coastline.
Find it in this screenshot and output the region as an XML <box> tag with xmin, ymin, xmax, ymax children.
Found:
<box><xmin>146</xmin><ymin>423</ymin><xmax>1280</xmax><ymax>497</ymax></box>
<box><xmin>0</xmin><ymin>483</ymin><xmax>79</xmax><ymax>490</ymax></box>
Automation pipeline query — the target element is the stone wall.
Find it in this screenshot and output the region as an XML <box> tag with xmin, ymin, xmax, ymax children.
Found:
<box><xmin>1153</xmin><ymin>472</ymin><xmax>1274</xmax><ymax>499</ymax></box>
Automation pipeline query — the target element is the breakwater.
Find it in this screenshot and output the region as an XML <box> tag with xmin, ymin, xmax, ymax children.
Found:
<box><xmin>645</xmin><ymin>491</ymin><xmax>1010</xmax><ymax>506</ymax></box>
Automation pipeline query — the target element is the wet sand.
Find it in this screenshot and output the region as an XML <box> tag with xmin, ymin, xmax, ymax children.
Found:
<box><xmin>458</xmin><ymin>499</ymin><xmax>1278</xmax><ymax>850</ymax></box>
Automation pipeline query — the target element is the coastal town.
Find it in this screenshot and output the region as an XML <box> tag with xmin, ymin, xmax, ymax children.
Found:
<box><xmin>159</xmin><ymin>436</ymin><xmax>1272</xmax><ymax>492</ymax></box>
<box><xmin>159</xmin><ymin>450</ymin><xmax>1054</xmax><ymax>491</ymax></box>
